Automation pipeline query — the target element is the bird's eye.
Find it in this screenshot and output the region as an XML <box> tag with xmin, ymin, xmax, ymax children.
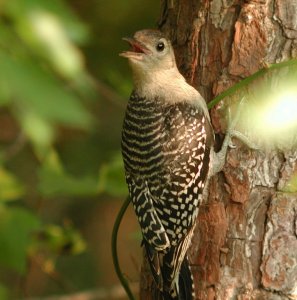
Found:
<box><xmin>156</xmin><ymin>41</ymin><xmax>165</xmax><ymax>52</ymax></box>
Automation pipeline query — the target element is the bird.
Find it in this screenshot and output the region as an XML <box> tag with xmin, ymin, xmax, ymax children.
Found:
<box><xmin>120</xmin><ymin>29</ymin><xmax>215</xmax><ymax>300</ymax></box>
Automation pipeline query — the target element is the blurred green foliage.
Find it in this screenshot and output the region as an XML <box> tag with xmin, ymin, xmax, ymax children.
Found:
<box><xmin>0</xmin><ymin>0</ymin><xmax>158</xmax><ymax>298</ymax></box>
<box><xmin>0</xmin><ymin>206</ymin><xmax>40</xmax><ymax>274</ymax></box>
<box><xmin>2</xmin><ymin>1</ymin><xmax>295</xmax><ymax>299</ymax></box>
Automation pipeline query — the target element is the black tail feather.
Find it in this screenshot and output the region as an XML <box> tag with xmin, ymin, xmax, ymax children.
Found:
<box><xmin>178</xmin><ymin>257</ymin><xmax>194</xmax><ymax>300</ymax></box>
<box><xmin>157</xmin><ymin>257</ymin><xmax>194</xmax><ymax>300</ymax></box>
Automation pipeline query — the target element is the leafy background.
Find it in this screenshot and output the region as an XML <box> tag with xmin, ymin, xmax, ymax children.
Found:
<box><xmin>0</xmin><ymin>0</ymin><xmax>159</xmax><ymax>298</ymax></box>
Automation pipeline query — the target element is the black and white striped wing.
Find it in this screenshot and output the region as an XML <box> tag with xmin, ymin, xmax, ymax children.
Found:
<box><xmin>151</xmin><ymin>103</ymin><xmax>214</xmax><ymax>241</ymax></box>
<box><xmin>125</xmin><ymin>174</ymin><xmax>170</xmax><ymax>252</ymax></box>
<box><xmin>146</xmin><ymin>103</ymin><xmax>214</xmax><ymax>293</ymax></box>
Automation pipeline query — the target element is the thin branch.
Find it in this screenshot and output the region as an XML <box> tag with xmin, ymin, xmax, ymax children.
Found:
<box><xmin>207</xmin><ymin>58</ymin><xmax>297</xmax><ymax>109</ymax></box>
<box><xmin>111</xmin><ymin>196</ymin><xmax>136</xmax><ymax>300</ymax></box>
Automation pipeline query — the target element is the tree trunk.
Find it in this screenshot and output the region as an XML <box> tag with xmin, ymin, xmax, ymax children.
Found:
<box><xmin>140</xmin><ymin>1</ymin><xmax>297</xmax><ymax>299</ymax></box>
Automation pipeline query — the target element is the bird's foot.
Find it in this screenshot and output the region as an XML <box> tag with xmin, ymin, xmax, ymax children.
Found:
<box><xmin>210</xmin><ymin>97</ymin><xmax>258</xmax><ymax>176</ymax></box>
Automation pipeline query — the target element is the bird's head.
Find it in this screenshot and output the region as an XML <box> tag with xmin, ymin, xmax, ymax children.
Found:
<box><xmin>120</xmin><ymin>29</ymin><xmax>176</xmax><ymax>77</ymax></box>
<box><xmin>119</xmin><ymin>29</ymin><xmax>201</xmax><ymax>103</ymax></box>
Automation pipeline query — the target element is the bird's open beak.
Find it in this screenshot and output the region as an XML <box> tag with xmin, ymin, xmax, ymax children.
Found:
<box><xmin>119</xmin><ymin>37</ymin><xmax>150</xmax><ymax>60</ymax></box>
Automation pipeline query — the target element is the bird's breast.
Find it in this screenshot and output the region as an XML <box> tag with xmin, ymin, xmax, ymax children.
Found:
<box><xmin>121</xmin><ymin>95</ymin><xmax>166</xmax><ymax>177</ymax></box>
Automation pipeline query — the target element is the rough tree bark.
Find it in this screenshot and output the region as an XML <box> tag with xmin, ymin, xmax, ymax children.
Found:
<box><xmin>140</xmin><ymin>1</ymin><xmax>297</xmax><ymax>299</ymax></box>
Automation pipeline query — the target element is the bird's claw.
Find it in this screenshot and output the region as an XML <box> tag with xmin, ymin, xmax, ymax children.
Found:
<box><xmin>210</xmin><ymin>97</ymin><xmax>258</xmax><ymax>177</ymax></box>
<box><xmin>226</xmin><ymin>97</ymin><xmax>260</xmax><ymax>150</ymax></box>
<box><xmin>230</xmin><ymin>130</ymin><xmax>260</xmax><ymax>150</ymax></box>
<box><xmin>229</xmin><ymin>140</ymin><xmax>237</xmax><ymax>149</ymax></box>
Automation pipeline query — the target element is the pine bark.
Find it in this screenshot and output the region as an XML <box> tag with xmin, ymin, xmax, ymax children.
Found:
<box><xmin>140</xmin><ymin>1</ymin><xmax>297</xmax><ymax>299</ymax></box>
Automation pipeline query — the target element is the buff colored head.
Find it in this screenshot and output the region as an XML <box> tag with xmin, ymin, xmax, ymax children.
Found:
<box><xmin>120</xmin><ymin>29</ymin><xmax>176</xmax><ymax>74</ymax></box>
<box><xmin>120</xmin><ymin>29</ymin><xmax>205</xmax><ymax>106</ymax></box>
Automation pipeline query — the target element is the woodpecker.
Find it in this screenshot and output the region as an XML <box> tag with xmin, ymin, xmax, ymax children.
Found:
<box><xmin>120</xmin><ymin>29</ymin><xmax>214</xmax><ymax>300</ymax></box>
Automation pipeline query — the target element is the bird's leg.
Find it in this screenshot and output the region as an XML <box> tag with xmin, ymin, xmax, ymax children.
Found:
<box><xmin>203</xmin><ymin>98</ymin><xmax>245</xmax><ymax>199</ymax></box>
<box><xmin>209</xmin><ymin>97</ymin><xmax>258</xmax><ymax>178</ymax></box>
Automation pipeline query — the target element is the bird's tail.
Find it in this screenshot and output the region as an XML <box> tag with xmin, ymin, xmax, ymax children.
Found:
<box><xmin>178</xmin><ymin>257</ymin><xmax>194</xmax><ymax>300</ymax></box>
<box><xmin>144</xmin><ymin>239</ymin><xmax>195</xmax><ymax>300</ymax></box>
<box><xmin>161</xmin><ymin>257</ymin><xmax>194</xmax><ymax>300</ymax></box>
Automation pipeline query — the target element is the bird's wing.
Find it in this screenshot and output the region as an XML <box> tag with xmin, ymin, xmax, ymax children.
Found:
<box><xmin>151</xmin><ymin>103</ymin><xmax>214</xmax><ymax>238</ymax></box>
<box><xmin>144</xmin><ymin>226</ymin><xmax>195</xmax><ymax>297</ymax></box>
<box><xmin>145</xmin><ymin>103</ymin><xmax>214</xmax><ymax>294</ymax></box>
<box><xmin>126</xmin><ymin>173</ymin><xmax>170</xmax><ymax>252</ymax></box>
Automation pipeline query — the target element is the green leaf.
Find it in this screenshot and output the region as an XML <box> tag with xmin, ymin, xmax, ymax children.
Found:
<box><xmin>0</xmin><ymin>206</ymin><xmax>40</xmax><ymax>274</ymax></box>
<box><xmin>38</xmin><ymin>167</ymin><xmax>99</xmax><ymax>197</ymax></box>
<box><xmin>32</xmin><ymin>224</ymin><xmax>86</xmax><ymax>255</ymax></box>
<box><xmin>4</xmin><ymin>0</ymin><xmax>89</xmax><ymax>44</ymax></box>
<box><xmin>38</xmin><ymin>150</ymin><xmax>99</xmax><ymax>197</ymax></box>
<box><xmin>1</xmin><ymin>0</ymin><xmax>89</xmax><ymax>79</ymax></box>
<box><xmin>20</xmin><ymin>112</ymin><xmax>54</xmax><ymax>150</ymax></box>
<box><xmin>0</xmin><ymin>284</ymin><xmax>9</xmax><ymax>300</ymax></box>
<box><xmin>98</xmin><ymin>153</ymin><xmax>128</xmax><ymax>196</ymax></box>
<box><xmin>0</xmin><ymin>50</ymin><xmax>92</xmax><ymax>129</ymax></box>
<box><xmin>0</xmin><ymin>167</ymin><xmax>25</xmax><ymax>202</ymax></box>
<box><xmin>39</xmin><ymin>151</ymin><xmax>128</xmax><ymax>197</ymax></box>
